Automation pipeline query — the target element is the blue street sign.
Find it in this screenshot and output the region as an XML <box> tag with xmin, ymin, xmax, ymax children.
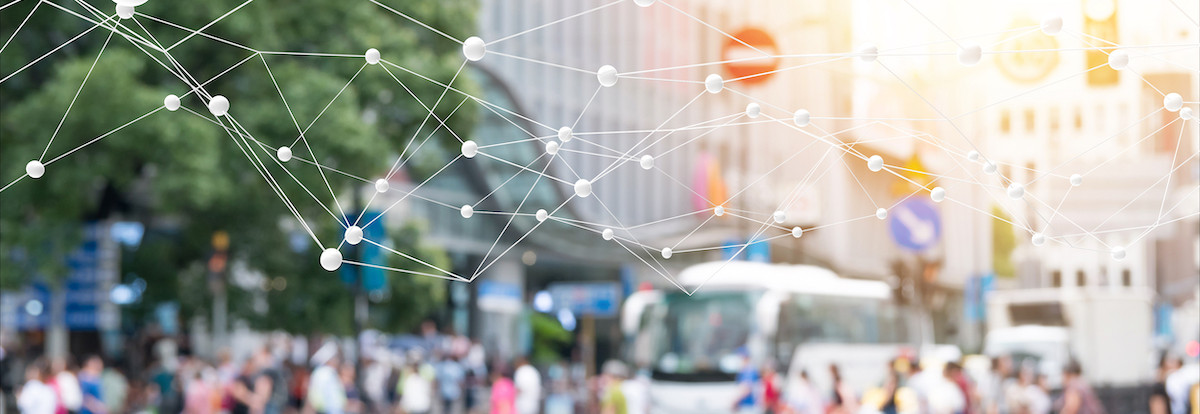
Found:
<box><xmin>478</xmin><ymin>280</ymin><xmax>523</xmax><ymax>314</ymax></box>
<box><xmin>340</xmin><ymin>211</ymin><xmax>387</xmax><ymax>292</ymax></box>
<box><xmin>888</xmin><ymin>198</ymin><xmax>942</xmax><ymax>252</ymax></box>
<box><xmin>548</xmin><ymin>282</ymin><xmax>621</xmax><ymax>317</ymax></box>
<box><xmin>721</xmin><ymin>238</ymin><xmax>771</xmax><ymax>263</ymax></box>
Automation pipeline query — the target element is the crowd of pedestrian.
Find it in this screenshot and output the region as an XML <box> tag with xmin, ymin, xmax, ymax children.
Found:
<box><xmin>713</xmin><ymin>353</ymin><xmax>1163</xmax><ymax>414</ymax></box>
<box><xmin>12</xmin><ymin>339</ymin><xmax>1200</xmax><ymax>414</ymax></box>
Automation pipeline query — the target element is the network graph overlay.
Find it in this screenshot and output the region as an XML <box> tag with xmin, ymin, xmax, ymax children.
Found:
<box><xmin>2</xmin><ymin>0</ymin><xmax>1198</xmax><ymax>295</ymax></box>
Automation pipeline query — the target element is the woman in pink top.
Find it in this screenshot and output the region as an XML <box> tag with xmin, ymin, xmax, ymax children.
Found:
<box><xmin>183</xmin><ymin>370</ymin><xmax>213</xmax><ymax>414</ymax></box>
<box><xmin>490</xmin><ymin>368</ymin><xmax>516</xmax><ymax>414</ymax></box>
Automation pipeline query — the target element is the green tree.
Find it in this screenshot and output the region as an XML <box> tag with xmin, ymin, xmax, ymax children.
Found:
<box><xmin>0</xmin><ymin>0</ymin><xmax>478</xmax><ymax>334</ymax></box>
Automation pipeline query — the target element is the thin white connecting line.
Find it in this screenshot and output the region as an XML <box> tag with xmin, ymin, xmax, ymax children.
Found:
<box><xmin>5</xmin><ymin>0</ymin><xmax>1197</xmax><ymax>292</ymax></box>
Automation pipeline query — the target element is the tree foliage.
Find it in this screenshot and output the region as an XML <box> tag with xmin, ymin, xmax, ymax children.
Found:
<box><xmin>0</xmin><ymin>0</ymin><xmax>478</xmax><ymax>334</ymax></box>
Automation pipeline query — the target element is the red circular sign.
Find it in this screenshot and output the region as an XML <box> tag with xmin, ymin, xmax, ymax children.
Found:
<box><xmin>722</xmin><ymin>28</ymin><xmax>780</xmax><ymax>85</ymax></box>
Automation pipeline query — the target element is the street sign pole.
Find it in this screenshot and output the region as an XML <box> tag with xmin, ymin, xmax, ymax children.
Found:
<box><xmin>350</xmin><ymin>187</ymin><xmax>368</xmax><ymax>411</ymax></box>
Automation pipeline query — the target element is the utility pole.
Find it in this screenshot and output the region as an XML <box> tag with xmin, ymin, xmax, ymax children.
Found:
<box><xmin>349</xmin><ymin>186</ymin><xmax>368</xmax><ymax>410</ymax></box>
<box><xmin>209</xmin><ymin>231</ymin><xmax>230</xmax><ymax>357</ymax></box>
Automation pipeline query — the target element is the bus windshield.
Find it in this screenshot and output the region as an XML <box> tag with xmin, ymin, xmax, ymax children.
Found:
<box><xmin>774</xmin><ymin>294</ymin><xmax>907</xmax><ymax>364</ymax></box>
<box><xmin>649</xmin><ymin>290</ymin><xmax>760</xmax><ymax>382</ymax></box>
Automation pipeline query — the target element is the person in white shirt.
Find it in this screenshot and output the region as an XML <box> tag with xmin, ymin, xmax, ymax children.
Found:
<box><xmin>307</xmin><ymin>344</ymin><xmax>346</xmax><ymax>414</ymax></box>
<box><xmin>1166</xmin><ymin>361</ymin><xmax>1199</xmax><ymax>414</ymax></box>
<box><xmin>1024</xmin><ymin>374</ymin><xmax>1053</xmax><ymax>414</ymax></box>
<box><xmin>52</xmin><ymin>357</ymin><xmax>83</xmax><ymax>413</ymax></box>
<box><xmin>514</xmin><ymin>357</ymin><xmax>542</xmax><ymax>414</ymax></box>
<box><xmin>400</xmin><ymin>360</ymin><xmax>434</xmax><ymax>414</ymax></box>
<box><xmin>19</xmin><ymin>360</ymin><xmax>59</xmax><ymax>414</ymax></box>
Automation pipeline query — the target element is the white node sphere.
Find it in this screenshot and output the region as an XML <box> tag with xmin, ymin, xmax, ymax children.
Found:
<box><xmin>1007</xmin><ymin>183</ymin><xmax>1025</xmax><ymax>199</ymax></box>
<box><xmin>867</xmin><ymin>155</ymin><xmax>884</xmax><ymax>172</ymax></box>
<box><xmin>374</xmin><ymin>178</ymin><xmax>389</xmax><ymax>193</ymax></box>
<box><xmin>1164</xmin><ymin>93</ymin><xmax>1183</xmax><ymax>112</ymax></box>
<box><xmin>1111</xmin><ymin>246</ymin><xmax>1126</xmax><ymax>261</ymax></box>
<box><xmin>745</xmin><ymin>103</ymin><xmax>761</xmax><ymax>118</ymax></box>
<box><xmin>791</xmin><ymin>226</ymin><xmax>803</xmax><ymax>238</ymax></box>
<box><xmin>163</xmin><ymin>94</ymin><xmax>180</xmax><ymax>111</ymax></box>
<box><xmin>113</xmin><ymin>0</ymin><xmax>148</xmax><ymax>6</ymax></box>
<box><xmin>634</xmin><ymin>0</ymin><xmax>655</xmax><ymax>7</ymax></box>
<box><xmin>661</xmin><ymin>247</ymin><xmax>673</xmax><ymax>259</ymax></box>
<box><xmin>277</xmin><ymin>146</ymin><xmax>292</xmax><ymax>162</ymax></box>
<box><xmin>602</xmin><ymin>228</ymin><xmax>614</xmax><ymax>241</ymax></box>
<box><xmin>535</xmin><ymin>209</ymin><xmax>548</xmax><ymax>222</ymax></box>
<box><xmin>876</xmin><ymin>208</ymin><xmax>888</xmax><ymax>220</ymax></box>
<box><xmin>365</xmin><ymin>48</ymin><xmax>380</xmax><ymax>65</ymax></box>
<box><xmin>1041</xmin><ymin>15</ymin><xmax>1062</xmax><ymax>35</ymax></box>
<box><xmin>957</xmin><ymin>43</ymin><xmax>982</xmax><ymax>66</ymax></box>
<box><xmin>116</xmin><ymin>5</ymin><xmax>134</xmax><ymax>19</ymax></box>
<box><xmin>1107</xmin><ymin>50</ymin><xmax>1128</xmax><ymax>70</ymax></box>
<box><xmin>344</xmin><ymin>225</ymin><xmax>363</xmax><ymax>245</ymax></box>
<box><xmin>639</xmin><ymin>155</ymin><xmax>654</xmax><ymax>170</ymax></box>
<box><xmin>858</xmin><ymin>43</ymin><xmax>879</xmax><ymax>62</ymax></box>
<box><xmin>319</xmin><ymin>248</ymin><xmax>342</xmax><ymax>271</ymax></box>
<box><xmin>983</xmin><ymin>162</ymin><xmax>998</xmax><ymax>175</ymax></box>
<box><xmin>967</xmin><ymin>150</ymin><xmax>980</xmax><ymax>162</ymax></box>
<box><xmin>1031</xmin><ymin>233</ymin><xmax>1046</xmax><ymax>246</ymax></box>
<box><xmin>463</xmin><ymin>36</ymin><xmax>485</xmax><ymax>61</ymax></box>
<box><xmin>773</xmin><ymin>210</ymin><xmax>787</xmax><ymax>223</ymax></box>
<box><xmin>1070</xmin><ymin>174</ymin><xmax>1083</xmax><ymax>187</ymax></box>
<box><xmin>704</xmin><ymin>74</ymin><xmax>724</xmax><ymax>94</ymax></box>
<box><xmin>930</xmin><ymin>187</ymin><xmax>946</xmax><ymax>203</ymax></box>
<box><xmin>26</xmin><ymin>160</ymin><xmax>44</xmax><ymax>179</ymax></box>
<box><xmin>714</xmin><ymin>206</ymin><xmax>725</xmax><ymax>217</ymax></box>
<box><xmin>574</xmin><ymin>179</ymin><xmax>592</xmax><ymax>198</ymax></box>
<box><xmin>461</xmin><ymin>140</ymin><xmax>478</xmax><ymax>158</ymax></box>
<box><xmin>793</xmin><ymin>109</ymin><xmax>810</xmax><ymax>127</ymax></box>
<box><xmin>597</xmin><ymin>65</ymin><xmax>618</xmax><ymax>87</ymax></box>
<box><xmin>1180</xmin><ymin>107</ymin><xmax>1194</xmax><ymax>120</ymax></box>
<box><xmin>460</xmin><ymin>205</ymin><xmax>474</xmax><ymax>218</ymax></box>
<box><xmin>545</xmin><ymin>141</ymin><xmax>560</xmax><ymax>155</ymax></box>
<box><xmin>558</xmin><ymin>126</ymin><xmax>573</xmax><ymax>143</ymax></box>
<box><xmin>208</xmin><ymin>95</ymin><xmax>229</xmax><ymax>116</ymax></box>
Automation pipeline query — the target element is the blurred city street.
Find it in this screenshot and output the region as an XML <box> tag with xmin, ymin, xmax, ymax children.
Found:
<box><xmin>1</xmin><ymin>0</ymin><xmax>1198</xmax><ymax>414</ymax></box>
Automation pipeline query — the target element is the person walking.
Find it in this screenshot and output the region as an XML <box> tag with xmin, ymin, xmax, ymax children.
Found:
<box><xmin>19</xmin><ymin>359</ymin><xmax>59</xmax><ymax>414</ymax></box>
<box><xmin>400</xmin><ymin>358</ymin><xmax>434</xmax><ymax>414</ymax></box>
<box><xmin>514</xmin><ymin>357</ymin><xmax>541</xmax><ymax>414</ymax></box>
<box><xmin>230</xmin><ymin>354</ymin><xmax>272</xmax><ymax>414</ymax></box>
<box><xmin>1055</xmin><ymin>360</ymin><xmax>1105</xmax><ymax>414</ymax></box>
<box><xmin>1024</xmin><ymin>373</ymin><xmax>1052</xmax><ymax>414</ymax></box>
<box><xmin>598</xmin><ymin>360</ymin><xmax>628</xmax><ymax>414</ymax></box>
<box><xmin>1151</xmin><ymin>353</ymin><xmax>1181</xmax><ymax>414</ymax></box>
<box><xmin>828</xmin><ymin>364</ymin><xmax>857</xmax><ymax>414</ymax></box>
<box><xmin>437</xmin><ymin>354</ymin><xmax>466</xmax><ymax>414</ymax></box>
<box><xmin>77</xmin><ymin>356</ymin><xmax>106</xmax><ymax>414</ymax></box>
<box><xmin>731</xmin><ymin>349</ymin><xmax>760</xmax><ymax>414</ymax></box>
<box><xmin>308</xmin><ymin>345</ymin><xmax>347</xmax><ymax>414</ymax></box>
<box><xmin>50</xmin><ymin>357</ymin><xmax>83</xmax><ymax>414</ymax></box>
<box><xmin>490</xmin><ymin>366</ymin><xmax>516</xmax><ymax>414</ymax></box>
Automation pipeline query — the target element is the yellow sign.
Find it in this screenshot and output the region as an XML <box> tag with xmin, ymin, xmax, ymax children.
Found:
<box><xmin>996</xmin><ymin>18</ymin><xmax>1061</xmax><ymax>84</ymax></box>
<box><xmin>891</xmin><ymin>154</ymin><xmax>934</xmax><ymax>197</ymax></box>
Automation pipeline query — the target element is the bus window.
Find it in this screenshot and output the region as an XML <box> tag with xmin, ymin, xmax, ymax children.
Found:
<box><xmin>651</xmin><ymin>291</ymin><xmax>760</xmax><ymax>381</ymax></box>
<box><xmin>774</xmin><ymin>294</ymin><xmax>907</xmax><ymax>363</ymax></box>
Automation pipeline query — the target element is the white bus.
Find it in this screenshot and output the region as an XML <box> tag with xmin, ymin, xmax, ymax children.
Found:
<box><xmin>622</xmin><ymin>261</ymin><xmax>913</xmax><ymax>414</ymax></box>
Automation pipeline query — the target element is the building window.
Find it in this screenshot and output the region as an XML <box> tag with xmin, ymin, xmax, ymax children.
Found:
<box><xmin>1052</xmin><ymin>270</ymin><xmax>1062</xmax><ymax>287</ymax></box>
<box><xmin>1000</xmin><ymin>110</ymin><xmax>1011</xmax><ymax>134</ymax></box>
<box><xmin>1049</xmin><ymin>107</ymin><xmax>1060</xmax><ymax>132</ymax></box>
<box><xmin>1074</xmin><ymin>108</ymin><xmax>1083</xmax><ymax>130</ymax></box>
<box><xmin>1025</xmin><ymin>108</ymin><xmax>1036</xmax><ymax>133</ymax></box>
<box><xmin>1122</xmin><ymin>270</ymin><xmax>1132</xmax><ymax>286</ymax></box>
<box><xmin>1075</xmin><ymin>270</ymin><xmax>1086</xmax><ymax>287</ymax></box>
